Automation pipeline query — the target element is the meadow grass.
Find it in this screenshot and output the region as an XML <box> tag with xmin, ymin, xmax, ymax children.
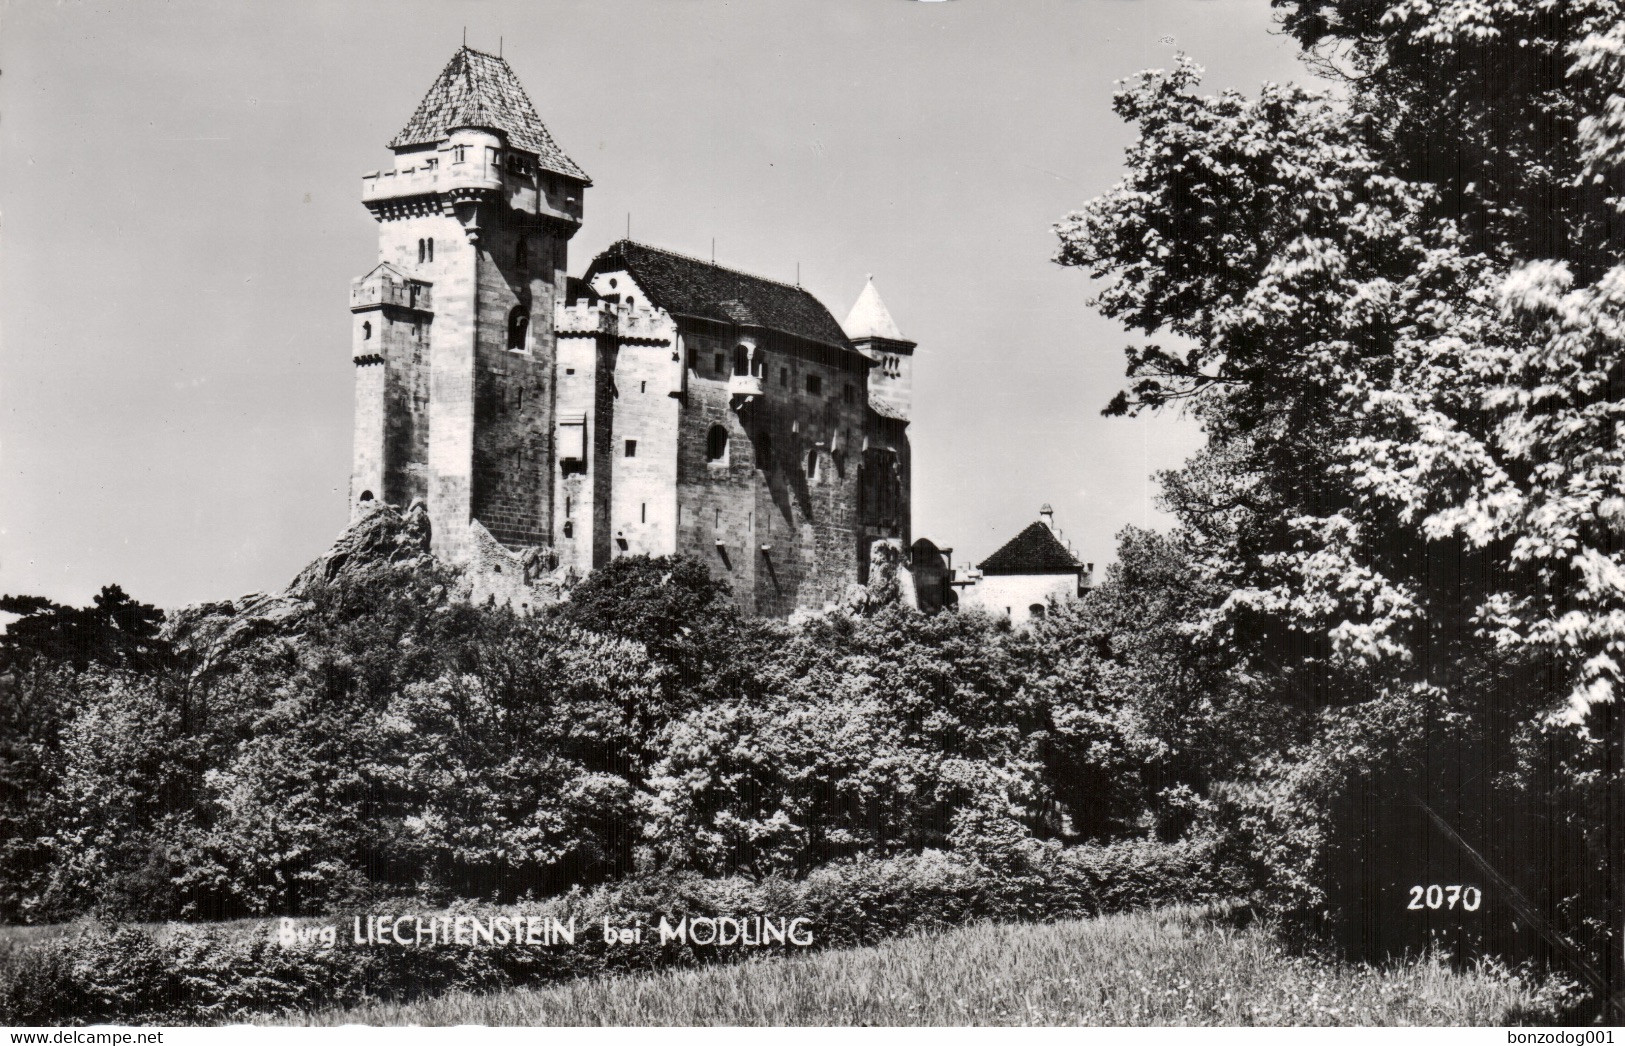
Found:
<box><xmin>281</xmin><ymin>906</ymin><xmax>1568</xmax><ymax>1026</ymax></box>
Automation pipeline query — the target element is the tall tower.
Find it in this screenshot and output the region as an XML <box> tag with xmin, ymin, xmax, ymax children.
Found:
<box><xmin>350</xmin><ymin>46</ymin><xmax>589</xmax><ymax>562</ymax></box>
<box><xmin>845</xmin><ymin>276</ymin><xmax>916</xmax><ymax>575</ymax></box>
<box><xmin>843</xmin><ymin>277</ymin><xmax>916</xmax><ymax>421</ymax></box>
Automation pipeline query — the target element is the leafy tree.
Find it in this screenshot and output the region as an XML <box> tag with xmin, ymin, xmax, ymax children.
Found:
<box><xmin>1054</xmin><ymin>0</ymin><xmax>1625</xmax><ymax>994</ymax></box>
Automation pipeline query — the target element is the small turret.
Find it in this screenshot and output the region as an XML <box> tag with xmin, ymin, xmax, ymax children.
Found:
<box><xmin>843</xmin><ymin>276</ymin><xmax>916</xmax><ymax>422</ymax></box>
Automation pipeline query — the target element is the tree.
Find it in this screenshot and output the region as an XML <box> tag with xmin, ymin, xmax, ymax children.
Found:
<box><xmin>0</xmin><ymin>586</ymin><xmax>168</xmax><ymax>673</ymax></box>
<box><xmin>1055</xmin><ymin>0</ymin><xmax>1625</xmax><ymax>998</ymax></box>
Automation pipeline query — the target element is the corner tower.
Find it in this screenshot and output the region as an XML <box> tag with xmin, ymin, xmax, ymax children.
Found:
<box><xmin>843</xmin><ymin>276</ymin><xmax>915</xmax><ymax>422</ymax></box>
<box><xmin>350</xmin><ymin>46</ymin><xmax>589</xmax><ymax>562</ymax></box>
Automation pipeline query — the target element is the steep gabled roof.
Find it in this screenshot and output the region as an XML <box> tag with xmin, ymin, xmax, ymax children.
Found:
<box><xmin>978</xmin><ymin>522</ymin><xmax>1083</xmax><ymax>576</ymax></box>
<box><xmin>391</xmin><ymin>46</ymin><xmax>589</xmax><ymax>182</ymax></box>
<box><xmin>585</xmin><ymin>240</ymin><xmax>851</xmax><ymax>349</ymax></box>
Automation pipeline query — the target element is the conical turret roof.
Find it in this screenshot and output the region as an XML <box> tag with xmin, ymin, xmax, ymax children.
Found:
<box><xmin>391</xmin><ymin>46</ymin><xmax>588</xmax><ymax>182</ymax></box>
<box><xmin>842</xmin><ymin>277</ymin><xmax>909</xmax><ymax>343</ymax></box>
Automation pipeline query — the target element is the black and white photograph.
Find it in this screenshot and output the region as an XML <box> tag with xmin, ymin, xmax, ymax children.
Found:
<box><xmin>1</xmin><ymin>0</ymin><xmax>1622</xmax><ymax>1031</ymax></box>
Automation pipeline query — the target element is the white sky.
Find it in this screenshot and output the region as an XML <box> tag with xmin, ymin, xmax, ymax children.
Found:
<box><xmin>0</xmin><ymin>0</ymin><xmax>1307</xmax><ymax>608</ymax></box>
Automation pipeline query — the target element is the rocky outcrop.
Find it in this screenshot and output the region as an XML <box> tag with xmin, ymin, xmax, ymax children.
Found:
<box><xmin>165</xmin><ymin>502</ymin><xmax>572</xmax><ymax>672</ymax></box>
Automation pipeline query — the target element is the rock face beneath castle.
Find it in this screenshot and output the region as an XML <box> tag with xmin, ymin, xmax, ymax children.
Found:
<box><xmin>345</xmin><ymin>46</ymin><xmax>917</xmax><ymax>617</ymax></box>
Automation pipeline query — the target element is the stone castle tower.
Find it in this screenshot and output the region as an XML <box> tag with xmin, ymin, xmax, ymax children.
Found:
<box><xmin>349</xmin><ymin>47</ymin><xmax>914</xmax><ymax>615</ymax></box>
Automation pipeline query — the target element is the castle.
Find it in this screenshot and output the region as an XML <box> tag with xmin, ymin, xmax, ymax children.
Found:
<box><xmin>347</xmin><ymin>47</ymin><xmax>915</xmax><ymax>616</ymax></box>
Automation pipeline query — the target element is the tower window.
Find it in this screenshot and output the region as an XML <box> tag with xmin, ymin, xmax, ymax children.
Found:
<box><xmin>452</xmin><ymin>145</ymin><xmax>468</xmax><ymax>164</ymax></box>
<box><xmin>625</xmin><ymin>439</ymin><xmax>637</xmax><ymax>458</ymax></box>
<box><xmin>641</xmin><ymin>502</ymin><xmax>647</xmax><ymax>523</ymax></box>
<box><xmin>427</xmin><ymin>239</ymin><xmax>434</xmax><ymax>262</ymax></box>
<box><xmin>805</xmin><ymin>374</ymin><xmax>822</xmax><ymax>395</ymax></box>
<box><xmin>507</xmin><ymin>306</ymin><xmax>528</xmax><ymax>352</ymax></box>
<box><xmin>565</xmin><ymin>496</ymin><xmax>572</xmax><ymax>517</ymax></box>
<box><xmin>417</xmin><ymin>239</ymin><xmax>426</xmax><ymax>264</ymax></box>
<box><xmin>806</xmin><ymin>448</ymin><xmax>819</xmax><ymax>480</ymax></box>
<box><xmin>361</xmin><ymin>321</ymin><xmax>372</xmax><ymax>340</ymax></box>
<box><xmin>640</xmin><ymin>380</ymin><xmax>647</xmax><ymax>394</ymax></box>
<box><xmin>706</xmin><ymin>424</ymin><xmax>728</xmax><ymax>463</ymax></box>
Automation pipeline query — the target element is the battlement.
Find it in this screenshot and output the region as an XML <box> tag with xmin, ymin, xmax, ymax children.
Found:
<box><xmin>362</xmin><ymin>151</ymin><xmax>584</xmax><ymax>225</ymax></box>
<box><xmin>350</xmin><ymin>270</ymin><xmax>433</xmax><ymax>314</ymax></box>
<box><xmin>553</xmin><ymin>300</ymin><xmax>672</xmax><ymax>343</ymax></box>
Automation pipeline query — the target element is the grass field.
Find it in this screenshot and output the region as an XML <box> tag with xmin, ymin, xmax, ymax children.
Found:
<box><xmin>283</xmin><ymin>907</ymin><xmax>1571</xmax><ymax>1026</ymax></box>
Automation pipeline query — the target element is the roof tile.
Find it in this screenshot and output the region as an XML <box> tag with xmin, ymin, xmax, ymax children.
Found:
<box><xmin>586</xmin><ymin>240</ymin><xmax>851</xmax><ymax>348</ymax></box>
<box><xmin>392</xmin><ymin>47</ymin><xmax>588</xmax><ymax>182</ymax></box>
<box><xmin>978</xmin><ymin>522</ymin><xmax>1083</xmax><ymax>575</ymax></box>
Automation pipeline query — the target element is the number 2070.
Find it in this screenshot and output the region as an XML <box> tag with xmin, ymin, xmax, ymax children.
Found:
<box><xmin>1408</xmin><ymin>884</ymin><xmax>1482</xmax><ymax>911</ymax></box>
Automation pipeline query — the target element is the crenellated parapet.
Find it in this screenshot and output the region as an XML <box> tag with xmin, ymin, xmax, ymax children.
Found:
<box><xmin>553</xmin><ymin>299</ymin><xmax>673</xmax><ymax>346</ymax></box>
<box><xmin>350</xmin><ymin>265</ymin><xmax>433</xmax><ymax>315</ymax></box>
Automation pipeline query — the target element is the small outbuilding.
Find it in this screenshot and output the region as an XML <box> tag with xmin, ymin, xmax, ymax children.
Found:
<box><xmin>955</xmin><ymin>505</ymin><xmax>1092</xmax><ymax>626</ymax></box>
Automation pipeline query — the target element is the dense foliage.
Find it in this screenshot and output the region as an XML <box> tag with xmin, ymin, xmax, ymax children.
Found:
<box><xmin>1055</xmin><ymin>0</ymin><xmax>1625</xmax><ymax>1001</ymax></box>
<box><xmin>0</xmin><ymin>535</ymin><xmax>1227</xmax><ymax>926</ymax></box>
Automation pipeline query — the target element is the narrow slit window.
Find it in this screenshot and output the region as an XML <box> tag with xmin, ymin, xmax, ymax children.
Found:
<box><xmin>507</xmin><ymin>306</ymin><xmax>529</xmax><ymax>351</ymax></box>
<box><xmin>706</xmin><ymin>424</ymin><xmax>728</xmax><ymax>463</ymax></box>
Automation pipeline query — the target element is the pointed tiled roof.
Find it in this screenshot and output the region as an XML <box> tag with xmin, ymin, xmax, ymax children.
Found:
<box><xmin>843</xmin><ymin>277</ymin><xmax>908</xmax><ymax>342</ymax></box>
<box><xmin>391</xmin><ymin>46</ymin><xmax>588</xmax><ymax>182</ymax></box>
<box><xmin>978</xmin><ymin>521</ymin><xmax>1083</xmax><ymax>576</ymax></box>
<box><xmin>585</xmin><ymin>241</ymin><xmax>852</xmax><ymax>349</ymax></box>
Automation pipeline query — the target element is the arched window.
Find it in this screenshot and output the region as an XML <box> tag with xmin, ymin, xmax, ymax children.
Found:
<box><xmin>805</xmin><ymin>448</ymin><xmax>819</xmax><ymax>480</ymax></box>
<box><xmin>507</xmin><ymin>306</ymin><xmax>528</xmax><ymax>351</ymax></box>
<box><xmin>515</xmin><ymin>239</ymin><xmax>528</xmax><ymax>270</ymax></box>
<box><xmin>1028</xmin><ymin>604</ymin><xmax>1047</xmax><ymax>620</ymax></box>
<box><xmin>358</xmin><ymin>490</ymin><xmax>374</xmax><ymax>502</ymax></box>
<box><xmin>706</xmin><ymin>424</ymin><xmax>729</xmax><ymax>462</ymax></box>
<box><xmin>361</xmin><ymin>321</ymin><xmax>372</xmax><ymax>340</ymax></box>
<box><xmin>417</xmin><ymin>239</ymin><xmax>426</xmax><ymax>264</ymax></box>
<box><xmin>427</xmin><ymin>239</ymin><xmax>434</xmax><ymax>262</ymax></box>
<box><xmin>733</xmin><ymin>344</ymin><xmax>750</xmax><ymax>376</ymax></box>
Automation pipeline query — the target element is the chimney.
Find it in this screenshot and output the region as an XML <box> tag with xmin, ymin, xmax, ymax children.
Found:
<box><xmin>1039</xmin><ymin>503</ymin><xmax>1055</xmax><ymax>530</ymax></box>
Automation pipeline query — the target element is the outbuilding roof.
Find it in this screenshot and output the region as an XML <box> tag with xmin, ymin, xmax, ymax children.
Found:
<box><xmin>391</xmin><ymin>46</ymin><xmax>589</xmax><ymax>182</ymax></box>
<box><xmin>586</xmin><ymin>240</ymin><xmax>852</xmax><ymax>349</ymax></box>
<box><xmin>978</xmin><ymin>521</ymin><xmax>1084</xmax><ymax>576</ymax></box>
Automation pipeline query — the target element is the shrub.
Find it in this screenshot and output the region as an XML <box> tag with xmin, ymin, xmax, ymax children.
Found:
<box><xmin>0</xmin><ymin>840</ymin><xmax>1220</xmax><ymax>1025</ymax></box>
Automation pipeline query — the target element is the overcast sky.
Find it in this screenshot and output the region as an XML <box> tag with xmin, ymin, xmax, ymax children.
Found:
<box><xmin>1</xmin><ymin>0</ymin><xmax>1307</xmax><ymax>609</ymax></box>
